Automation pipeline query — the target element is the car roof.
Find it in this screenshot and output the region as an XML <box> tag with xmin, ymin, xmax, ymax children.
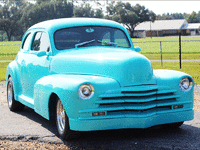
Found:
<box><xmin>29</xmin><ymin>18</ymin><xmax>126</xmax><ymax>32</ymax></box>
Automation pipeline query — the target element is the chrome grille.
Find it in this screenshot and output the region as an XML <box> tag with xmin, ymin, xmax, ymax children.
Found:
<box><xmin>96</xmin><ymin>85</ymin><xmax>179</xmax><ymax>113</ymax></box>
<box><xmin>78</xmin><ymin>85</ymin><xmax>191</xmax><ymax>120</ymax></box>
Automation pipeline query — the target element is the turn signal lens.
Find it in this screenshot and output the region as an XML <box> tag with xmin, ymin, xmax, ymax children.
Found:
<box><xmin>92</xmin><ymin>112</ymin><xmax>106</xmax><ymax>116</ymax></box>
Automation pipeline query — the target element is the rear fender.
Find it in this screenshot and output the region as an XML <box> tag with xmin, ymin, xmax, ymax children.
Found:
<box><xmin>6</xmin><ymin>61</ymin><xmax>22</xmax><ymax>100</ymax></box>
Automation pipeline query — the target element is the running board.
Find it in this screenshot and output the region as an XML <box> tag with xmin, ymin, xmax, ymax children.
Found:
<box><xmin>18</xmin><ymin>95</ymin><xmax>34</xmax><ymax>109</ymax></box>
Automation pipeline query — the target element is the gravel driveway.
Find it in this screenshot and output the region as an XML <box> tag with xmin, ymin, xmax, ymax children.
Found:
<box><xmin>0</xmin><ymin>81</ymin><xmax>200</xmax><ymax>150</ymax></box>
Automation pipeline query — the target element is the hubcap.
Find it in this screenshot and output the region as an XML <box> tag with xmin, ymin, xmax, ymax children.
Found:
<box><xmin>57</xmin><ymin>99</ymin><xmax>65</xmax><ymax>134</ymax></box>
<box><xmin>7</xmin><ymin>82</ymin><xmax>13</xmax><ymax>108</ymax></box>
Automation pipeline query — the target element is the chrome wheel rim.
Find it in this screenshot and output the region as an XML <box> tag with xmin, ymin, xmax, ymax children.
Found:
<box><xmin>57</xmin><ymin>99</ymin><xmax>65</xmax><ymax>134</ymax></box>
<box><xmin>7</xmin><ymin>82</ymin><xmax>13</xmax><ymax>108</ymax></box>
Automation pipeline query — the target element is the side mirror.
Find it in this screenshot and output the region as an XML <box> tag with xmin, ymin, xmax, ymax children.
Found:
<box><xmin>37</xmin><ymin>51</ymin><xmax>47</xmax><ymax>57</ymax></box>
<box><xmin>134</xmin><ymin>46</ymin><xmax>141</xmax><ymax>52</ymax></box>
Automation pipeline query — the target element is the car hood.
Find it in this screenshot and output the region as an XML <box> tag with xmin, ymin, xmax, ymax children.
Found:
<box><xmin>51</xmin><ymin>47</ymin><xmax>156</xmax><ymax>86</ymax></box>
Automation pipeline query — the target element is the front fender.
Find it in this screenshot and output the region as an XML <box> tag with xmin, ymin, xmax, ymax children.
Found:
<box><xmin>34</xmin><ymin>74</ymin><xmax>120</xmax><ymax>120</ymax></box>
<box><xmin>154</xmin><ymin>69</ymin><xmax>194</xmax><ymax>103</ymax></box>
<box><xmin>6</xmin><ymin>60</ymin><xmax>22</xmax><ymax>100</ymax></box>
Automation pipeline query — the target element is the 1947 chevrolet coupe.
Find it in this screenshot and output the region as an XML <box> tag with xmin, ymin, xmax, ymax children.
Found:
<box><xmin>6</xmin><ymin>18</ymin><xmax>194</xmax><ymax>140</ymax></box>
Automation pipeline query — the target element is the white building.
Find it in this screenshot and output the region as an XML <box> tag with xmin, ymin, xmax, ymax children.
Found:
<box><xmin>134</xmin><ymin>19</ymin><xmax>188</xmax><ymax>38</ymax></box>
<box><xmin>186</xmin><ymin>23</ymin><xmax>200</xmax><ymax>35</ymax></box>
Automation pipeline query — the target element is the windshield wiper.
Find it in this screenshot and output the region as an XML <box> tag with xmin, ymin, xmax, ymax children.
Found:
<box><xmin>97</xmin><ymin>40</ymin><xmax>118</xmax><ymax>47</ymax></box>
<box><xmin>75</xmin><ymin>39</ymin><xmax>95</xmax><ymax>48</ymax></box>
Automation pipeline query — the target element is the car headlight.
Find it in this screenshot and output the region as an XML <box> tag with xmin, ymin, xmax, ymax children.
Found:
<box><xmin>78</xmin><ymin>83</ymin><xmax>94</xmax><ymax>100</ymax></box>
<box><xmin>179</xmin><ymin>77</ymin><xmax>193</xmax><ymax>92</ymax></box>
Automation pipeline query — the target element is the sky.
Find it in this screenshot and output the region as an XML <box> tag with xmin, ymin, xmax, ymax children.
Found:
<box><xmin>29</xmin><ymin>0</ymin><xmax>200</xmax><ymax>15</ymax></box>
<box><xmin>127</xmin><ymin>1</ymin><xmax>200</xmax><ymax>15</ymax></box>
<box><xmin>90</xmin><ymin>1</ymin><xmax>200</xmax><ymax>15</ymax></box>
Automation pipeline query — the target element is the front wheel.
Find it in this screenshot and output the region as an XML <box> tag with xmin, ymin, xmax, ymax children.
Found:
<box><xmin>7</xmin><ymin>77</ymin><xmax>25</xmax><ymax>111</ymax></box>
<box><xmin>56</xmin><ymin>98</ymin><xmax>79</xmax><ymax>140</ymax></box>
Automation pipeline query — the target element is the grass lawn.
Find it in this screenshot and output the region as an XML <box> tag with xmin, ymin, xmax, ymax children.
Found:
<box><xmin>152</xmin><ymin>62</ymin><xmax>200</xmax><ymax>85</ymax></box>
<box><xmin>0</xmin><ymin>42</ymin><xmax>20</xmax><ymax>60</ymax></box>
<box><xmin>1</xmin><ymin>37</ymin><xmax>200</xmax><ymax>60</ymax></box>
<box><xmin>132</xmin><ymin>36</ymin><xmax>200</xmax><ymax>60</ymax></box>
<box><xmin>144</xmin><ymin>53</ymin><xmax>200</xmax><ymax>60</ymax></box>
<box><xmin>0</xmin><ymin>62</ymin><xmax>9</xmax><ymax>81</ymax></box>
<box><xmin>0</xmin><ymin>41</ymin><xmax>21</xmax><ymax>45</ymax></box>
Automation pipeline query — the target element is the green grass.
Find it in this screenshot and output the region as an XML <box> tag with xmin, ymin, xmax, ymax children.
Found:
<box><xmin>144</xmin><ymin>54</ymin><xmax>200</xmax><ymax>60</ymax></box>
<box><xmin>0</xmin><ymin>41</ymin><xmax>21</xmax><ymax>45</ymax></box>
<box><xmin>132</xmin><ymin>37</ymin><xmax>200</xmax><ymax>60</ymax></box>
<box><xmin>0</xmin><ymin>41</ymin><xmax>21</xmax><ymax>60</ymax></box>
<box><xmin>152</xmin><ymin>62</ymin><xmax>200</xmax><ymax>85</ymax></box>
<box><xmin>0</xmin><ymin>62</ymin><xmax>9</xmax><ymax>81</ymax></box>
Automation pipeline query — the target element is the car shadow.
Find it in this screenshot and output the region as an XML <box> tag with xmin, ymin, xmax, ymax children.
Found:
<box><xmin>16</xmin><ymin>107</ymin><xmax>200</xmax><ymax>150</ymax></box>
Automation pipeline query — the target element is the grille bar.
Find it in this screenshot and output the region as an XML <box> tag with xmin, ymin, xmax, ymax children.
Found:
<box><xmin>95</xmin><ymin>97</ymin><xmax>157</xmax><ymax>104</ymax></box>
<box><xmin>99</xmin><ymin>91</ymin><xmax>157</xmax><ymax>98</ymax></box>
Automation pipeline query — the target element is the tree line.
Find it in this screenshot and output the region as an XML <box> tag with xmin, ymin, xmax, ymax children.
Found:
<box><xmin>157</xmin><ymin>12</ymin><xmax>200</xmax><ymax>23</ymax></box>
<box><xmin>0</xmin><ymin>0</ymin><xmax>199</xmax><ymax>41</ymax></box>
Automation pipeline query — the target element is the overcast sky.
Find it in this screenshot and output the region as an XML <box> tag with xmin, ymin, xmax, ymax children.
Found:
<box><xmin>127</xmin><ymin>1</ymin><xmax>200</xmax><ymax>15</ymax></box>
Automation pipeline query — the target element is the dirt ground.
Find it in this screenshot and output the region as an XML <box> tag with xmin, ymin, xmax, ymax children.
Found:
<box><xmin>0</xmin><ymin>81</ymin><xmax>200</xmax><ymax>149</ymax></box>
<box><xmin>0</xmin><ymin>140</ymin><xmax>73</xmax><ymax>150</ymax></box>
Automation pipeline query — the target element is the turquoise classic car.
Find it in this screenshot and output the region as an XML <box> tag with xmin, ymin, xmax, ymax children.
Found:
<box><xmin>6</xmin><ymin>18</ymin><xmax>194</xmax><ymax>140</ymax></box>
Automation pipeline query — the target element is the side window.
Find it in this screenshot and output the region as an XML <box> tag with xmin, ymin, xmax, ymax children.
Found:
<box><xmin>22</xmin><ymin>33</ymin><xmax>32</xmax><ymax>51</ymax></box>
<box><xmin>32</xmin><ymin>32</ymin><xmax>50</xmax><ymax>52</ymax></box>
<box><xmin>40</xmin><ymin>32</ymin><xmax>50</xmax><ymax>52</ymax></box>
<box><xmin>32</xmin><ymin>32</ymin><xmax>42</xmax><ymax>51</ymax></box>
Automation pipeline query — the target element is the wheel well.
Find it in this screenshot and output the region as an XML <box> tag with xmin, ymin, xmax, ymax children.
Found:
<box><xmin>49</xmin><ymin>93</ymin><xmax>58</xmax><ymax>123</ymax></box>
<box><xmin>8</xmin><ymin>74</ymin><xmax>11</xmax><ymax>79</ymax></box>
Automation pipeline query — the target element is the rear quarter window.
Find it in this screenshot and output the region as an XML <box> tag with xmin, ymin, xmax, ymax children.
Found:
<box><xmin>21</xmin><ymin>33</ymin><xmax>32</xmax><ymax>51</ymax></box>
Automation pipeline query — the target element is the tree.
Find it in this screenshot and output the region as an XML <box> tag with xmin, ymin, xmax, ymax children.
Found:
<box><xmin>74</xmin><ymin>3</ymin><xmax>103</xmax><ymax>18</ymax></box>
<box><xmin>74</xmin><ymin>3</ymin><xmax>94</xmax><ymax>17</ymax></box>
<box><xmin>94</xmin><ymin>8</ymin><xmax>103</xmax><ymax>18</ymax></box>
<box><xmin>187</xmin><ymin>11</ymin><xmax>199</xmax><ymax>23</ymax></box>
<box><xmin>156</xmin><ymin>13</ymin><xmax>186</xmax><ymax>20</ymax></box>
<box><xmin>0</xmin><ymin>5</ymin><xmax>23</xmax><ymax>41</ymax></box>
<box><xmin>106</xmin><ymin>2</ymin><xmax>156</xmax><ymax>38</ymax></box>
<box><xmin>21</xmin><ymin>2</ymin><xmax>73</xmax><ymax>30</ymax></box>
<box><xmin>36</xmin><ymin>0</ymin><xmax>50</xmax><ymax>4</ymax></box>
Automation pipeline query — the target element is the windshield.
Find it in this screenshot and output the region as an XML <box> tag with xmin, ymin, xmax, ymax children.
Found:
<box><xmin>54</xmin><ymin>26</ymin><xmax>131</xmax><ymax>50</ymax></box>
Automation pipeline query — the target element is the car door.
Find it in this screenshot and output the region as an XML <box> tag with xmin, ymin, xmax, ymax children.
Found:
<box><xmin>22</xmin><ymin>31</ymin><xmax>52</xmax><ymax>99</ymax></box>
<box><xmin>17</xmin><ymin>32</ymin><xmax>33</xmax><ymax>97</ymax></box>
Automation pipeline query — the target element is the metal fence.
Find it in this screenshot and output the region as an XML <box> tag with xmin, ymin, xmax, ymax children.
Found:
<box><xmin>133</xmin><ymin>39</ymin><xmax>200</xmax><ymax>68</ymax></box>
<box><xmin>0</xmin><ymin>39</ymin><xmax>200</xmax><ymax>65</ymax></box>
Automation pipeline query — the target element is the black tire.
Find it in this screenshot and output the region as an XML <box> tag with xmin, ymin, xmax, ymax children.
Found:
<box><xmin>56</xmin><ymin>98</ymin><xmax>80</xmax><ymax>140</ymax></box>
<box><xmin>163</xmin><ymin>121</ymin><xmax>184</xmax><ymax>129</ymax></box>
<box><xmin>7</xmin><ymin>77</ymin><xmax>25</xmax><ymax>111</ymax></box>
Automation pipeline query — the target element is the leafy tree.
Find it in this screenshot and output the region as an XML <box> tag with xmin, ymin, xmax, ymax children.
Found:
<box><xmin>94</xmin><ymin>8</ymin><xmax>103</xmax><ymax>18</ymax></box>
<box><xmin>36</xmin><ymin>0</ymin><xmax>48</xmax><ymax>4</ymax></box>
<box><xmin>21</xmin><ymin>2</ymin><xmax>73</xmax><ymax>30</ymax></box>
<box><xmin>156</xmin><ymin>13</ymin><xmax>186</xmax><ymax>20</ymax></box>
<box><xmin>74</xmin><ymin>3</ymin><xmax>94</xmax><ymax>17</ymax></box>
<box><xmin>187</xmin><ymin>11</ymin><xmax>199</xmax><ymax>23</ymax></box>
<box><xmin>106</xmin><ymin>2</ymin><xmax>156</xmax><ymax>38</ymax></box>
<box><xmin>0</xmin><ymin>5</ymin><xmax>23</xmax><ymax>41</ymax></box>
<box><xmin>74</xmin><ymin>3</ymin><xmax>103</xmax><ymax>18</ymax></box>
